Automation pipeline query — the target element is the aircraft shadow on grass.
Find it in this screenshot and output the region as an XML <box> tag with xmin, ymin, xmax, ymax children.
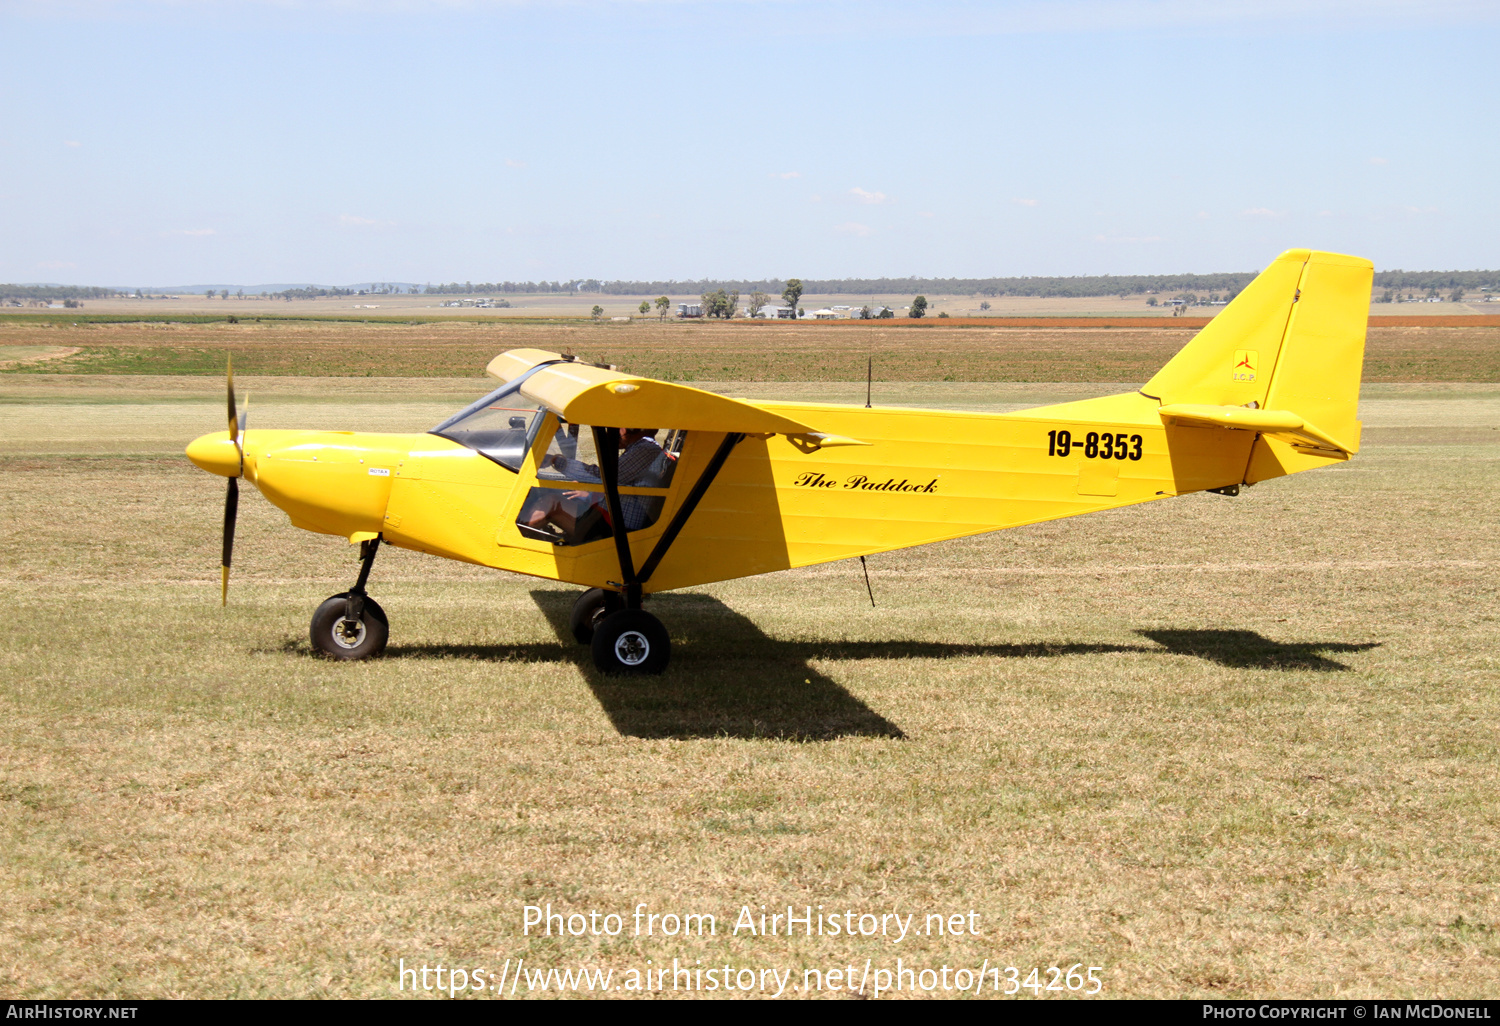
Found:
<box><xmin>527</xmin><ymin>590</ymin><xmax>908</xmax><ymax>742</ymax></box>
<box><xmin>1136</xmin><ymin>629</ymin><xmax>1380</xmax><ymax>672</ymax></box>
<box><xmin>278</xmin><ymin>593</ymin><xmax>1378</xmax><ymax>741</ymax></box>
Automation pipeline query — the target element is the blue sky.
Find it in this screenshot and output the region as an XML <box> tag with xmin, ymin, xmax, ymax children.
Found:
<box><xmin>2</xmin><ymin>0</ymin><xmax>1496</xmax><ymax>285</ymax></box>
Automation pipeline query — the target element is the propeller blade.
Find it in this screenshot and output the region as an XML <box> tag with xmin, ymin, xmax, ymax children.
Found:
<box><xmin>237</xmin><ymin>394</ymin><xmax>248</xmax><ymax>476</ymax></box>
<box><xmin>221</xmin><ymin>476</ymin><xmax>238</xmax><ymax>606</ymax></box>
<box><xmin>226</xmin><ymin>355</ymin><xmax>238</xmax><ymax>442</ymax></box>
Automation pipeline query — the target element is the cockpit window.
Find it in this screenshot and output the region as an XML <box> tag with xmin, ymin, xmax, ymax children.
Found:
<box><xmin>429</xmin><ymin>379</ymin><xmax>545</xmax><ymax>473</ymax></box>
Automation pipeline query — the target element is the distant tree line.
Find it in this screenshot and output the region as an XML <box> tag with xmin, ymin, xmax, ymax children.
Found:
<box><xmin>593</xmin><ymin>274</ymin><xmax>1262</xmax><ymax>299</ymax></box>
<box><xmin>270</xmin><ymin>286</ymin><xmax>357</xmax><ymax>300</ymax></box>
<box><xmin>1371</xmin><ymin>270</ymin><xmax>1500</xmax><ymax>290</ymax></box>
<box><xmin>417</xmin><ymin>269</ymin><xmax>1500</xmax><ymax>299</ymax></box>
<box><xmin>425</xmin><ymin>280</ymin><xmax>578</xmax><ymax>295</ymax></box>
<box><xmin>0</xmin><ymin>285</ymin><xmax>125</xmax><ymax>301</ymax></box>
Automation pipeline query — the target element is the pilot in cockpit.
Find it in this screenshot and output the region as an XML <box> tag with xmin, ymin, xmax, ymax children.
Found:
<box><xmin>524</xmin><ymin>427</ymin><xmax>676</xmax><ymax>540</ymax></box>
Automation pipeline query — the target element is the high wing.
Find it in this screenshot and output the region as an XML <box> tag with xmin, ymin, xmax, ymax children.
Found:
<box><xmin>486</xmin><ymin>349</ymin><xmax>869</xmax><ymax>448</ymax></box>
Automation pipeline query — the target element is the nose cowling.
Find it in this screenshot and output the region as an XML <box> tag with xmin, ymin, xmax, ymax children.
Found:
<box><xmin>240</xmin><ymin>431</ymin><xmax>409</xmax><ymax>539</ymax></box>
<box><xmin>186</xmin><ymin>431</ymin><xmax>242</xmax><ymax>478</ymax></box>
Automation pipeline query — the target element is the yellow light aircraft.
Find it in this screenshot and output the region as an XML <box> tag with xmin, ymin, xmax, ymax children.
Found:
<box><xmin>186</xmin><ymin>249</ymin><xmax>1372</xmax><ymax>675</ymax></box>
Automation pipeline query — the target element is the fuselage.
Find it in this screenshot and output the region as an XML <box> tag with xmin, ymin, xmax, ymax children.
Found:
<box><xmin>185</xmin><ymin>388</ymin><xmax>1290</xmax><ymax>593</ymax></box>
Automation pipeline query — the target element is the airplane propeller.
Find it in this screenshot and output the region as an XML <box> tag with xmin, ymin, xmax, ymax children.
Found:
<box><xmin>220</xmin><ymin>358</ymin><xmax>247</xmax><ymax>605</ymax></box>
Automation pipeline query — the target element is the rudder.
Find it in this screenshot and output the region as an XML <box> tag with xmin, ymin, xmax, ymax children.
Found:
<box><xmin>1260</xmin><ymin>250</ymin><xmax>1372</xmax><ymax>455</ymax></box>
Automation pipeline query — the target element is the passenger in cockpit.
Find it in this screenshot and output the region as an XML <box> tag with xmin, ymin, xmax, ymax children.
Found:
<box><xmin>525</xmin><ymin>427</ymin><xmax>674</xmax><ymax>540</ymax></box>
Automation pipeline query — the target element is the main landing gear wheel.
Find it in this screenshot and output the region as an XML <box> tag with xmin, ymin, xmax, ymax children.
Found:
<box><xmin>590</xmin><ymin>609</ymin><xmax>670</xmax><ymax>676</ymax></box>
<box><xmin>311</xmin><ymin>593</ymin><xmax>389</xmax><ymax>661</ymax></box>
<box><xmin>570</xmin><ymin>588</ymin><xmax>625</xmax><ymax>644</ymax></box>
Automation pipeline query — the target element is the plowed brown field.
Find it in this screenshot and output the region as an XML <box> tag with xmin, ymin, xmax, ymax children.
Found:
<box><xmin>1</xmin><ymin>318</ymin><xmax>1495</xmax><ymax>382</ymax></box>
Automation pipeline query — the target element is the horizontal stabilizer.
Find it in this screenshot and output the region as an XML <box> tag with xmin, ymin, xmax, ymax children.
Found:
<box><xmin>1158</xmin><ymin>403</ymin><xmax>1350</xmax><ymax>456</ymax></box>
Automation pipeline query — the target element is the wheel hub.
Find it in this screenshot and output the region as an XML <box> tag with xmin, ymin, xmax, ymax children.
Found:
<box><xmin>333</xmin><ymin>617</ymin><xmax>366</xmax><ymax>649</ymax></box>
<box><xmin>613</xmin><ymin>630</ymin><xmax>650</xmax><ymax>666</ymax></box>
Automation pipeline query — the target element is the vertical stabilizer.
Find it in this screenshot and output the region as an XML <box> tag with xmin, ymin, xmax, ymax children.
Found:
<box><xmin>1141</xmin><ymin>248</ymin><xmax>1310</xmax><ymax>410</ymax></box>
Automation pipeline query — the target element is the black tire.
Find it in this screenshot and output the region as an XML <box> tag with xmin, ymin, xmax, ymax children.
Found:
<box><xmin>570</xmin><ymin>588</ymin><xmax>624</xmax><ymax>644</ymax></box>
<box><xmin>310</xmin><ymin>593</ymin><xmax>389</xmax><ymax>661</ymax></box>
<box><xmin>590</xmin><ymin>609</ymin><xmax>670</xmax><ymax>676</ymax></box>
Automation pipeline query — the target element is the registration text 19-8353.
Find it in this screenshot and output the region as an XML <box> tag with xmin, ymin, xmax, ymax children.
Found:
<box><xmin>1046</xmin><ymin>430</ymin><xmax>1142</xmax><ymax>461</ymax></box>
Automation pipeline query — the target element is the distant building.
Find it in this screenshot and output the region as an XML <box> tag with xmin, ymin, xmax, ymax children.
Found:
<box><xmin>439</xmin><ymin>298</ymin><xmax>508</xmax><ymax>308</ymax></box>
<box><xmin>677</xmin><ymin>303</ymin><xmax>703</xmax><ymax>318</ymax></box>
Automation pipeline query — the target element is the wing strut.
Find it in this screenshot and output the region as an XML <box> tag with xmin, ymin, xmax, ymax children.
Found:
<box><xmin>596</xmin><ymin>429</ymin><xmax>744</xmax><ymax>608</ymax></box>
<box><xmin>593</xmin><ymin>427</ymin><xmax>638</xmax><ymax>605</ymax></box>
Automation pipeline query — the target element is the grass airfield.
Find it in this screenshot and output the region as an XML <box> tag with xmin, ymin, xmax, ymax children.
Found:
<box><xmin>1</xmin><ymin>372</ymin><xmax>1498</xmax><ymax>999</ymax></box>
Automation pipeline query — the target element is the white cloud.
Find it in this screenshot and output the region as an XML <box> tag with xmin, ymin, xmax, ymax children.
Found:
<box><xmin>834</xmin><ymin>222</ymin><xmax>873</xmax><ymax>237</ymax></box>
<box><xmin>919</xmin><ymin>211</ymin><xmax>935</xmax><ymax>218</ymax></box>
<box><xmin>38</xmin><ymin>260</ymin><xmax>77</xmax><ymax>270</ymax></box>
<box><xmin>505</xmin><ymin>158</ymin><xmax>527</xmax><ymax>168</ymax></box>
<box><xmin>63</xmin><ymin>140</ymin><xmax>81</xmax><ymax>148</ymax></box>
<box><xmin>1240</xmin><ymin>207</ymin><xmax>1285</xmax><ymax>219</ymax></box>
<box><xmin>849</xmin><ymin>186</ymin><xmax>888</xmax><ymax>205</ymax></box>
<box><xmin>1405</xmin><ymin>205</ymin><xmax>1439</xmax><ymax>214</ymax></box>
<box><xmin>168</xmin><ymin>228</ymin><xmax>216</xmax><ymax>236</ymax></box>
<box><xmin>339</xmin><ymin>214</ymin><xmax>380</xmax><ymax>226</ymax></box>
<box><xmin>1012</xmin><ymin>198</ymin><xmax>1038</xmax><ymax>207</ymax></box>
<box><xmin>1369</xmin><ymin>156</ymin><xmax>1389</xmax><ymax>165</ymax></box>
<box><xmin>770</xmin><ymin>171</ymin><xmax>801</xmax><ymax>180</ymax></box>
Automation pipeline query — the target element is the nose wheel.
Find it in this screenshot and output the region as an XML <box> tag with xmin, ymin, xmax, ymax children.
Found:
<box><xmin>311</xmin><ymin>535</ymin><xmax>388</xmax><ymax>660</ymax></box>
<box><xmin>311</xmin><ymin>593</ymin><xmax>388</xmax><ymax>660</ymax></box>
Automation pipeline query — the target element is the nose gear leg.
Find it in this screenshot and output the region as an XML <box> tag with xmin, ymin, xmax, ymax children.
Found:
<box><xmin>342</xmin><ymin>536</ymin><xmax>381</xmax><ymax>634</ymax></box>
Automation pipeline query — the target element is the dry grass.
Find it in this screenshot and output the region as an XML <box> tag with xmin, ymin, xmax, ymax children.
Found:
<box><xmin>0</xmin><ymin>378</ymin><xmax>1497</xmax><ymax>999</ymax></box>
<box><xmin>2</xmin><ymin>319</ymin><xmax>1498</xmax><ymax>382</ymax></box>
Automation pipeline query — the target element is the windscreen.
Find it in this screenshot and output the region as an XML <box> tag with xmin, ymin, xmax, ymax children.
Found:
<box><xmin>429</xmin><ymin>380</ymin><xmax>544</xmax><ymax>472</ymax></box>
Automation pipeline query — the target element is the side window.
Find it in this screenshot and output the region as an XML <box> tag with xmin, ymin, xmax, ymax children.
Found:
<box><xmin>539</xmin><ymin>420</ymin><xmax>601</xmax><ymax>479</ymax></box>
<box><xmin>515</xmin><ymin>425</ymin><xmax>684</xmax><ymax>546</ymax></box>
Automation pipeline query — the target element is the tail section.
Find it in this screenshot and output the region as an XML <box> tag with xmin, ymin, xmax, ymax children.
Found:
<box><xmin>1141</xmin><ymin>248</ymin><xmax>1372</xmax><ymax>482</ymax></box>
